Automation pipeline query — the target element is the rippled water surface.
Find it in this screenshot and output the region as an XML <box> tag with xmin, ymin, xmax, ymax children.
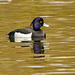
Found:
<box><xmin>0</xmin><ymin>0</ymin><xmax>75</xmax><ymax>75</ymax></box>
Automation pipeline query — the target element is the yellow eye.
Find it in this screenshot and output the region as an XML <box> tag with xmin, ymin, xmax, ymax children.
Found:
<box><xmin>40</xmin><ymin>21</ymin><xmax>42</xmax><ymax>23</ymax></box>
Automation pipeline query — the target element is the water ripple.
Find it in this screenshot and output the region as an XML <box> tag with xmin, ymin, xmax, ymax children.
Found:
<box><xmin>20</xmin><ymin>66</ymin><xmax>45</xmax><ymax>68</ymax></box>
<box><xmin>52</xmin><ymin>56</ymin><xmax>75</xmax><ymax>59</ymax></box>
<box><xmin>48</xmin><ymin>1</ymin><xmax>74</xmax><ymax>4</ymax></box>
<box><xmin>32</xmin><ymin>72</ymin><xmax>75</xmax><ymax>75</ymax></box>
<box><xmin>57</xmin><ymin>69</ymin><xmax>75</xmax><ymax>71</ymax></box>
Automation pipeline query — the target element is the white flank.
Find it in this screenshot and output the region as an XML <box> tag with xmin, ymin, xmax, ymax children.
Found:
<box><xmin>14</xmin><ymin>32</ymin><xmax>32</xmax><ymax>42</ymax></box>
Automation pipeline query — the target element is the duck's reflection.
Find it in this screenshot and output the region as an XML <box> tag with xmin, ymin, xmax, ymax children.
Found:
<box><xmin>33</xmin><ymin>41</ymin><xmax>45</xmax><ymax>58</ymax></box>
<box><xmin>10</xmin><ymin>37</ymin><xmax>45</xmax><ymax>58</ymax></box>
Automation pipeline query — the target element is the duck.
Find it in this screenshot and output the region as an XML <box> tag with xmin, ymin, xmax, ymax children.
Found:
<box><xmin>7</xmin><ymin>17</ymin><xmax>49</xmax><ymax>42</ymax></box>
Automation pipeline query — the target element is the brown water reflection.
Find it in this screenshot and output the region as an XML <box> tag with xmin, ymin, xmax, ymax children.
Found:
<box><xmin>0</xmin><ymin>0</ymin><xmax>75</xmax><ymax>75</ymax></box>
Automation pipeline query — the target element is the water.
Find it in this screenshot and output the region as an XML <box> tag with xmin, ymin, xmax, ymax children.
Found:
<box><xmin>0</xmin><ymin>0</ymin><xmax>75</xmax><ymax>75</ymax></box>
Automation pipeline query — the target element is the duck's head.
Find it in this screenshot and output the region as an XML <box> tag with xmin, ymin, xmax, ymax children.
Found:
<box><xmin>30</xmin><ymin>17</ymin><xmax>49</xmax><ymax>31</ymax></box>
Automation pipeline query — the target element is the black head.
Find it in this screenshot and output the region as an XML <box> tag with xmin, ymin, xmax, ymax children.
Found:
<box><xmin>30</xmin><ymin>17</ymin><xmax>44</xmax><ymax>31</ymax></box>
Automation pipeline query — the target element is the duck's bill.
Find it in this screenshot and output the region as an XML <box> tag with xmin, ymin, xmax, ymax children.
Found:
<box><xmin>43</xmin><ymin>23</ymin><xmax>49</xmax><ymax>27</ymax></box>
